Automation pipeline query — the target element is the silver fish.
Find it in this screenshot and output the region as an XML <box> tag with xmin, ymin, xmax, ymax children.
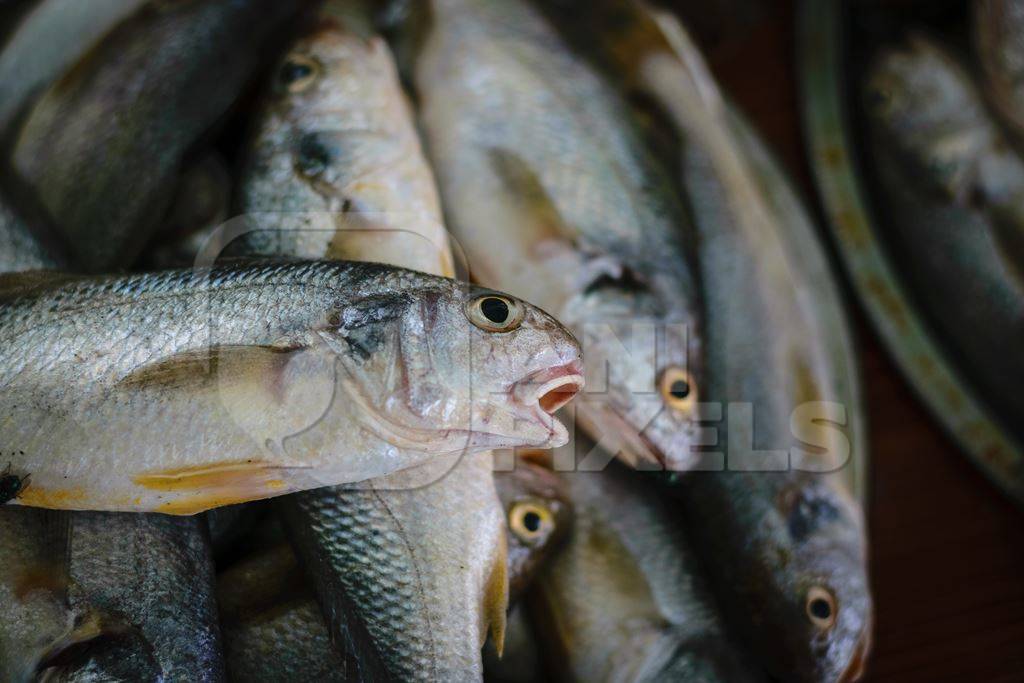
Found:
<box><xmin>11</xmin><ymin>0</ymin><xmax>304</xmax><ymax>271</ymax></box>
<box><xmin>529</xmin><ymin>452</ymin><xmax>758</xmax><ymax>682</ymax></box>
<box><xmin>864</xmin><ymin>36</ymin><xmax>1024</xmax><ymax>450</ymax></box>
<box><xmin>278</xmin><ymin>453</ymin><xmax>509</xmax><ymax>681</ymax></box>
<box><xmin>217</xmin><ymin>544</ymin><xmax>351</xmax><ymax>682</ymax></box>
<box><xmin>235</xmin><ymin>0</ymin><xmax>453</xmax><ymax>278</ymax></box>
<box><xmin>402</xmin><ymin>0</ymin><xmax>704</xmax><ymax>472</ymax></box>
<box><xmin>643</xmin><ymin>12</ymin><xmax>871</xmax><ymax>682</ymax></box>
<box><xmin>0</xmin><ymin>261</ymin><xmax>582</xmax><ymax>512</ymax></box>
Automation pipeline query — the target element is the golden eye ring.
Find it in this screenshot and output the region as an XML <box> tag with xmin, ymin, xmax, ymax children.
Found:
<box><xmin>509</xmin><ymin>501</ymin><xmax>554</xmax><ymax>544</ymax></box>
<box><xmin>659</xmin><ymin>366</ymin><xmax>696</xmax><ymax>414</ymax></box>
<box><xmin>806</xmin><ymin>586</ymin><xmax>838</xmax><ymax>630</ymax></box>
<box><xmin>465</xmin><ymin>294</ymin><xmax>523</xmax><ymax>333</ymax></box>
<box><xmin>278</xmin><ymin>54</ymin><xmax>320</xmax><ymax>93</ymax></box>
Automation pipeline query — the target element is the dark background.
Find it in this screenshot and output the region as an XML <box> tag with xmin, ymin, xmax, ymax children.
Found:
<box><xmin>677</xmin><ymin>1</ymin><xmax>1024</xmax><ymax>680</ymax></box>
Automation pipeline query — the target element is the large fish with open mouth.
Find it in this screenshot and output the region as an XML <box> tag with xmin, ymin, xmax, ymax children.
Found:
<box><xmin>864</xmin><ymin>35</ymin><xmax>1024</xmax><ymax>445</ymax></box>
<box><xmin>398</xmin><ymin>0</ymin><xmax>704</xmax><ymax>473</ymax></box>
<box><xmin>528</xmin><ymin>446</ymin><xmax>758</xmax><ymax>682</ymax></box>
<box><xmin>535</xmin><ymin>3</ymin><xmax>872</xmax><ymax>680</ymax></box>
<box><xmin>0</xmin><ymin>261</ymin><xmax>582</xmax><ymax>513</ymax></box>
<box><xmin>10</xmin><ymin>0</ymin><xmax>304</xmax><ymax>271</ymax></box>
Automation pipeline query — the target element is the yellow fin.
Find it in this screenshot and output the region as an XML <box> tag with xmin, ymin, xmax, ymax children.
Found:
<box><xmin>135</xmin><ymin>460</ymin><xmax>294</xmax><ymax>515</ymax></box>
<box><xmin>483</xmin><ymin>531</ymin><xmax>510</xmax><ymax>658</ymax></box>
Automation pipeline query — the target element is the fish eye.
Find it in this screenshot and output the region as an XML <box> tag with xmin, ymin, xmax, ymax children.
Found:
<box><xmin>659</xmin><ymin>366</ymin><xmax>696</xmax><ymax>414</ymax></box>
<box><xmin>806</xmin><ymin>587</ymin><xmax>837</xmax><ymax>630</ymax></box>
<box><xmin>278</xmin><ymin>54</ymin><xmax>319</xmax><ymax>93</ymax></box>
<box><xmin>509</xmin><ymin>501</ymin><xmax>553</xmax><ymax>544</ymax></box>
<box><xmin>465</xmin><ymin>294</ymin><xmax>523</xmax><ymax>333</ymax></box>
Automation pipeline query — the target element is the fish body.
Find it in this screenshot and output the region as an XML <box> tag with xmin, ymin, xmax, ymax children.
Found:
<box><xmin>0</xmin><ymin>195</ymin><xmax>57</xmax><ymax>273</ymax></box>
<box><xmin>279</xmin><ymin>453</ymin><xmax>509</xmax><ymax>681</ymax></box>
<box><xmin>236</xmin><ymin>0</ymin><xmax>452</xmax><ymax>278</ymax></box>
<box><xmin>865</xmin><ymin>36</ymin><xmax>1024</xmax><ymax>443</ymax></box>
<box><xmin>0</xmin><ymin>261</ymin><xmax>581</xmax><ymax>512</ymax></box>
<box><xmin>217</xmin><ymin>544</ymin><xmax>351</xmax><ymax>682</ymax></box>
<box><xmin>0</xmin><ymin>0</ymin><xmax>147</xmax><ymax>137</ymax></box>
<box><xmin>529</xmin><ymin>455</ymin><xmax>758</xmax><ymax>683</ymax></box>
<box><xmin>403</xmin><ymin>0</ymin><xmax>704</xmax><ymax>472</ymax></box>
<box><xmin>12</xmin><ymin>0</ymin><xmax>303</xmax><ymax>271</ymax></box>
<box><xmin>45</xmin><ymin>513</ymin><xmax>224</xmax><ymax>681</ymax></box>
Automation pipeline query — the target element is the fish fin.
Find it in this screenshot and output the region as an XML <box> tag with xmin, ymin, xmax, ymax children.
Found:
<box><xmin>483</xmin><ymin>531</ymin><xmax>510</xmax><ymax>658</ymax></box>
<box><xmin>487</xmin><ymin>148</ymin><xmax>579</xmax><ymax>253</ymax></box>
<box><xmin>116</xmin><ymin>342</ymin><xmax>305</xmax><ymax>390</ymax></box>
<box><xmin>135</xmin><ymin>461</ymin><xmax>300</xmax><ymax>515</ymax></box>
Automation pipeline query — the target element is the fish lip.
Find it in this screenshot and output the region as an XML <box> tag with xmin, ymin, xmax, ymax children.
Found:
<box><xmin>511</xmin><ymin>361</ymin><xmax>585</xmax><ymax>414</ymax></box>
<box><xmin>837</xmin><ymin>620</ymin><xmax>873</xmax><ymax>683</ymax></box>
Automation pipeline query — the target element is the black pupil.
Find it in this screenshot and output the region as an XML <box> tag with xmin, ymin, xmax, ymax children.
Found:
<box><xmin>522</xmin><ymin>510</ymin><xmax>541</xmax><ymax>533</ymax></box>
<box><xmin>809</xmin><ymin>598</ymin><xmax>832</xmax><ymax>620</ymax></box>
<box><xmin>281</xmin><ymin>61</ymin><xmax>312</xmax><ymax>84</ymax></box>
<box><xmin>669</xmin><ymin>379</ymin><xmax>690</xmax><ymax>400</ymax></box>
<box><xmin>480</xmin><ymin>297</ymin><xmax>510</xmax><ymax>324</ymax></box>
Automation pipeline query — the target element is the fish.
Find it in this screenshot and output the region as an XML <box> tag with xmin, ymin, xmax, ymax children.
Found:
<box><xmin>534</xmin><ymin>4</ymin><xmax>872</xmax><ymax>680</ymax></box>
<box><xmin>0</xmin><ymin>261</ymin><xmax>583</xmax><ymax>512</ymax></box>
<box><xmin>527</xmin><ymin>447</ymin><xmax>759</xmax><ymax>682</ymax></box>
<box><xmin>494</xmin><ymin>454</ymin><xmax>574</xmax><ymax>604</ymax></box>
<box><xmin>482</xmin><ymin>606</ymin><xmax>545</xmax><ymax>683</ymax></box>
<box><xmin>235</xmin><ymin>0</ymin><xmax>453</xmax><ymax>279</ymax></box>
<box><xmin>866</xmin><ymin>34</ymin><xmax>1024</xmax><ymax>290</ymax></box>
<box><xmin>663</xmin><ymin>16</ymin><xmax>872</xmax><ymax>683</ymax></box>
<box><xmin>0</xmin><ymin>0</ymin><xmax>147</xmax><ymax>138</ymax></box>
<box><xmin>864</xmin><ymin>36</ymin><xmax>1024</xmax><ymax>450</ymax></box>
<box><xmin>217</xmin><ymin>543</ymin><xmax>352</xmax><ymax>682</ymax></box>
<box><xmin>39</xmin><ymin>512</ymin><xmax>225</xmax><ymax>681</ymax></box>
<box><xmin>0</xmin><ymin>507</ymin><xmax>78</xmax><ymax>682</ymax></box>
<box><xmin>11</xmin><ymin>0</ymin><xmax>305</xmax><ymax>271</ymax></box>
<box><xmin>400</xmin><ymin>0</ymin><xmax>705</xmax><ymax>473</ymax></box>
<box><xmin>975</xmin><ymin>0</ymin><xmax>1024</xmax><ymax>143</ymax></box>
<box><xmin>278</xmin><ymin>453</ymin><xmax>510</xmax><ymax>681</ymax></box>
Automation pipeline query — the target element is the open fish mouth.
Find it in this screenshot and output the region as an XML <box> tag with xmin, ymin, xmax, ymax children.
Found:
<box><xmin>512</xmin><ymin>362</ymin><xmax>585</xmax><ymax>415</ymax></box>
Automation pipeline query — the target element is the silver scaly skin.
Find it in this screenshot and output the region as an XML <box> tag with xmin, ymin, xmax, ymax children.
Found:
<box><xmin>0</xmin><ymin>261</ymin><xmax>581</xmax><ymax>513</ymax></box>
<box><xmin>529</xmin><ymin>452</ymin><xmax>758</xmax><ymax>683</ymax></box>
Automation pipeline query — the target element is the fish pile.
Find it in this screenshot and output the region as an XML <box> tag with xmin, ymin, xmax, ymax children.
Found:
<box><xmin>0</xmin><ymin>0</ymin><xmax>871</xmax><ymax>681</ymax></box>
<box><xmin>861</xmin><ymin>1</ymin><xmax>1024</xmax><ymax>486</ymax></box>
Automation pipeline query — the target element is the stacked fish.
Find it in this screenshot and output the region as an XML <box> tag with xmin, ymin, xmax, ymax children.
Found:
<box><xmin>861</xmin><ymin>0</ymin><xmax>1024</xmax><ymax>497</ymax></box>
<box><xmin>0</xmin><ymin>0</ymin><xmax>871</xmax><ymax>681</ymax></box>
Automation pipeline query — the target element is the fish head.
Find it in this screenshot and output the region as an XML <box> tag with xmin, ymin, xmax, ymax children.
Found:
<box><xmin>494</xmin><ymin>455</ymin><xmax>574</xmax><ymax>602</ymax></box>
<box><xmin>570</xmin><ymin>263</ymin><xmax>703</xmax><ymax>471</ymax></box>
<box><xmin>325</xmin><ymin>279</ymin><xmax>583</xmax><ymax>456</ymax></box>
<box><xmin>864</xmin><ymin>37</ymin><xmax>985</xmax><ymax>200</ymax></box>
<box><xmin>756</xmin><ymin>478</ymin><xmax>873</xmax><ymax>682</ymax></box>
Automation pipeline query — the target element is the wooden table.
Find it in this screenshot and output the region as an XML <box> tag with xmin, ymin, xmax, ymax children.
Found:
<box><xmin>687</xmin><ymin>1</ymin><xmax>1024</xmax><ymax>679</ymax></box>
